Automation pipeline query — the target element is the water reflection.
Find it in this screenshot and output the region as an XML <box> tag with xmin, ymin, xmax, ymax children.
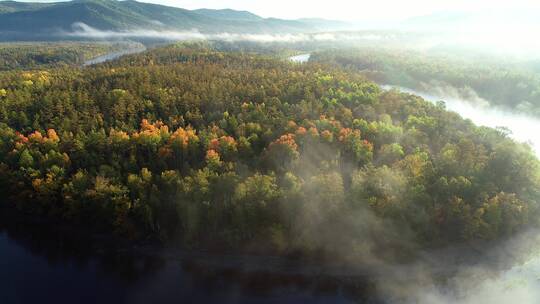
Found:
<box><xmin>0</xmin><ymin>212</ymin><xmax>373</xmax><ymax>304</ymax></box>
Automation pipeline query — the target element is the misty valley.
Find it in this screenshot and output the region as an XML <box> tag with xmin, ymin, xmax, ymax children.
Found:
<box><xmin>2</xmin><ymin>0</ymin><xmax>540</xmax><ymax>304</ymax></box>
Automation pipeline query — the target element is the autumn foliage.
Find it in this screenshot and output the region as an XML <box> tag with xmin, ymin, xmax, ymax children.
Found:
<box><xmin>0</xmin><ymin>45</ymin><xmax>538</xmax><ymax>257</ymax></box>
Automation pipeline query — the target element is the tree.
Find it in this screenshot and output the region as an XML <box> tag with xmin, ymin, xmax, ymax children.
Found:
<box><xmin>481</xmin><ymin>192</ymin><xmax>528</xmax><ymax>238</ymax></box>
<box><xmin>233</xmin><ymin>173</ymin><xmax>281</xmax><ymax>239</ymax></box>
<box><xmin>19</xmin><ymin>149</ymin><xmax>34</xmax><ymax>168</ymax></box>
<box><xmin>264</xmin><ymin>134</ymin><xmax>299</xmax><ymax>171</ymax></box>
<box><xmin>85</xmin><ymin>176</ymin><xmax>132</xmax><ymax>233</ymax></box>
<box><xmin>377</xmin><ymin>143</ymin><xmax>404</xmax><ymax>165</ymax></box>
<box><xmin>350</xmin><ymin>166</ymin><xmax>407</xmax><ymax>218</ymax></box>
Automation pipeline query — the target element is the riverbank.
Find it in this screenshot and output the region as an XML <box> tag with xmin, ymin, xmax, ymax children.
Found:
<box><xmin>1</xmin><ymin>202</ymin><xmax>531</xmax><ymax>277</ymax></box>
<box><xmin>0</xmin><ymin>205</ymin><xmax>379</xmax><ymax>303</ymax></box>
<box><xmin>0</xmin><ymin>205</ymin><xmax>372</xmax><ymax>277</ymax></box>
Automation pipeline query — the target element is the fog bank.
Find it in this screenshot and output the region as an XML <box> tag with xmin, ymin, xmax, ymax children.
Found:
<box><xmin>383</xmin><ymin>85</ymin><xmax>540</xmax><ymax>157</ymax></box>
<box><xmin>63</xmin><ymin>23</ymin><xmax>384</xmax><ymax>43</ymax></box>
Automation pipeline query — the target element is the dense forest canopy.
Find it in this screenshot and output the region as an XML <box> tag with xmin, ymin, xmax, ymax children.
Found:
<box><xmin>311</xmin><ymin>48</ymin><xmax>540</xmax><ymax>116</ymax></box>
<box><xmin>0</xmin><ymin>43</ymin><xmax>539</xmax><ymax>262</ymax></box>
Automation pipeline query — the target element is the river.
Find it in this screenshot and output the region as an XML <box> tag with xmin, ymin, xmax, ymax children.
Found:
<box><xmin>0</xmin><ymin>216</ymin><xmax>367</xmax><ymax>304</ymax></box>
<box><xmin>289</xmin><ymin>54</ymin><xmax>311</xmax><ymax>63</ymax></box>
<box><xmin>83</xmin><ymin>45</ymin><xmax>147</xmax><ymax>66</ymax></box>
<box><xmin>3</xmin><ymin>214</ymin><xmax>540</xmax><ymax>304</ymax></box>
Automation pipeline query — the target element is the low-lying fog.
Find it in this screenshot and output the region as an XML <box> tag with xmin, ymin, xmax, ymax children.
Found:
<box><xmin>383</xmin><ymin>85</ymin><xmax>540</xmax><ymax>157</ymax></box>
<box><xmin>64</xmin><ymin>22</ymin><xmax>385</xmax><ymax>43</ymax></box>
<box><xmin>386</xmin><ymin>228</ymin><xmax>540</xmax><ymax>304</ymax></box>
<box><xmin>377</xmin><ymin>85</ymin><xmax>540</xmax><ymax>304</ymax></box>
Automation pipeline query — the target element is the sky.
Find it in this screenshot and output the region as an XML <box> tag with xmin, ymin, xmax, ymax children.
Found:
<box><xmin>10</xmin><ymin>0</ymin><xmax>540</xmax><ymax>21</ymax></box>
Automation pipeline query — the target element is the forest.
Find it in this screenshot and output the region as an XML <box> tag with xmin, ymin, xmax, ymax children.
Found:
<box><xmin>311</xmin><ymin>48</ymin><xmax>540</xmax><ymax>116</ymax></box>
<box><xmin>0</xmin><ymin>42</ymin><xmax>136</xmax><ymax>70</ymax></box>
<box><xmin>0</xmin><ymin>43</ymin><xmax>539</xmax><ymax>262</ymax></box>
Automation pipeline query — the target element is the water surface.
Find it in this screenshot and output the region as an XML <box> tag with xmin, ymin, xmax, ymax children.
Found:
<box><xmin>289</xmin><ymin>54</ymin><xmax>311</xmax><ymax>63</ymax></box>
<box><xmin>83</xmin><ymin>46</ymin><xmax>147</xmax><ymax>66</ymax></box>
<box><xmin>0</xmin><ymin>219</ymin><xmax>364</xmax><ymax>304</ymax></box>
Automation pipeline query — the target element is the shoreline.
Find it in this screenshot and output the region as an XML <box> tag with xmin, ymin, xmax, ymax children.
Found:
<box><xmin>0</xmin><ymin>203</ymin><xmax>529</xmax><ymax>279</ymax></box>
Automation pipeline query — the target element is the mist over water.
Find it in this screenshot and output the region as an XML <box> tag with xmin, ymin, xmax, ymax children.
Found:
<box><xmin>382</xmin><ymin>85</ymin><xmax>540</xmax><ymax>157</ymax></box>
<box><xmin>62</xmin><ymin>23</ymin><xmax>386</xmax><ymax>43</ymax></box>
<box><xmin>373</xmin><ymin>85</ymin><xmax>540</xmax><ymax>304</ymax></box>
<box><xmin>397</xmin><ymin>229</ymin><xmax>540</xmax><ymax>304</ymax></box>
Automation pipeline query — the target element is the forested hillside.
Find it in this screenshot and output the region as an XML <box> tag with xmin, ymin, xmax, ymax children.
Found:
<box><xmin>0</xmin><ymin>44</ymin><xmax>538</xmax><ymax>261</ymax></box>
<box><xmin>311</xmin><ymin>49</ymin><xmax>540</xmax><ymax>116</ymax></box>
<box><xmin>0</xmin><ymin>1</ymin><xmax>52</xmax><ymax>13</ymax></box>
<box><xmin>0</xmin><ymin>0</ymin><xmax>345</xmax><ymax>41</ymax></box>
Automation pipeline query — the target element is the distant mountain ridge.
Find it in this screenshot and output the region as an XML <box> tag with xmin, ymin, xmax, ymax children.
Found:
<box><xmin>0</xmin><ymin>0</ymin><xmax>348</xmax><ymax>41</ymax></box>
<box><xmin>0</xmin><ymin>0</ymin><xmax>53</xmax><ymax>13</ymax></box>
<box><xmin>193</xmin><ymin>8</ymin><xmax>263</xmax><ymax>22</ymax></box>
